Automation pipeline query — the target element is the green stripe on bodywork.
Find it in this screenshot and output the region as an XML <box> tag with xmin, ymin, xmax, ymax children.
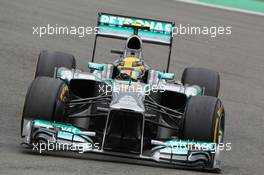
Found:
<box><xmin>197</xmin><ymin>0</ymin><xmax>264</xmax><ymax>13</ymax></box>
<box><xmin>99</xmin><ymin>25</ymin><xmax>172</xmax><ymax>44</ymax></box>
<box><xmin>34</xmin><ymin>120</ymin><xmax>80</xmax><ymax>133</ymax></box>
<box><xmin>33</xmin><ymin>120</ymin><xmax>88</xmax><ymax>142</ymax></box>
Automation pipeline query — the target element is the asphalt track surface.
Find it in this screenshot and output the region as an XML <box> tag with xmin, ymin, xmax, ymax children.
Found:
<box><xmin>0</xmin><ymin>0</ymin><xmax>263</xmax><ymax>174</ymax></box>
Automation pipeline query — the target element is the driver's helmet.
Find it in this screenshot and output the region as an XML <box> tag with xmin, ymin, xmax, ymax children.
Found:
<box><xmin>117</xmin><ymin>57</ymin><xmax>145</xmax><ymax>81</ymax></box>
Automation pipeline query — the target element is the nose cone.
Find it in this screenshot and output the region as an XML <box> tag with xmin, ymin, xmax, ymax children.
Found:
<box><xmin>110</xmin><ymin>83</ymin><xmax>145</xmax><ymax>112</ymax></box>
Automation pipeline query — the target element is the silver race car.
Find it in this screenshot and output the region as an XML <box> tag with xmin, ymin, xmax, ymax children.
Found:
<box><xmin>21</xmin><ymin>13</ymin><xmax>225</xmax><ymax>172</ymax></box>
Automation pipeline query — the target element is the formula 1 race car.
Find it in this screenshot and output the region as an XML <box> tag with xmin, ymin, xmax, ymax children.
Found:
<box><xmin>21</xmin><ymin>13</ymin><xmax>225</xmax><ymax>172</ymax></box>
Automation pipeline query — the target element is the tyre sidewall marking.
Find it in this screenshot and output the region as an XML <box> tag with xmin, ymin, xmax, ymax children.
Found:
<box><xmin>214</xmin><ymin>104</ymin><xmax>224</xmax><ymax>143</ymax></box>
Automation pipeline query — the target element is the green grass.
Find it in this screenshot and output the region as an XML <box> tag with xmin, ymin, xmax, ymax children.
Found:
<box><xmin>197</xmin><ymin>0</ymin><xmax>264</xmax><ymax>13</ymax></box>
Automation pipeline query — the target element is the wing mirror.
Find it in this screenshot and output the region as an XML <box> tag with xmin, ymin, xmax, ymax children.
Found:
<box><xmin>110</xmin><ymin>49</ymin><xmax>123</xmax><ymax>55</ymax></box>
<box><xmin>88</xmin><ymin>62</ymin><xmax>104</xmax><ymax>71</ymax></box>
<box><xmin>158</xmin><ymin>72</ymin><xmax>175</xmax><ymax>80</ymax></box>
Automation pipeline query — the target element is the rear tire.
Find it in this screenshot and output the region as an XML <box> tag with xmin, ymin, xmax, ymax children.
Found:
<box><xmin>182</xmin><ymin>96</ymin><xmax>225</xmax><ymax>143</ymax></box>
<box><xmin>35</xmin><ymin>50</ymin><xmax>76</xmax><ymax>78</ymax></box>
<box><xmin>181</xmin><ymin>67</ymin><xmax>220</xmax><ymax>97</ymax></box>
<box><xmin>21</xmin><ymin>77</ymin><xmax>69</xmax><ymax>136</ymax></box>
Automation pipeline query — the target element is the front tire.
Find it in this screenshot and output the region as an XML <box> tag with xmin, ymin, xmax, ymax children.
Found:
<box><xmin>182</xmin><ymin>96</ymin><xmax>225</xmax><ymax>143</ymax></box>
<box><xmin>21</xmin><ymin>77</ymin><xmax>69</xmax><ymax>136</ymax></box>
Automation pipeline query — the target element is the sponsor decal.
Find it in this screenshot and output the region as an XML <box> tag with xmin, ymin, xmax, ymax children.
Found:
<box><xmin>60</xmin><ymin>85</ymin><xmax>68</xmax><ymax>101</ymax></box>
<box><xmin>99</xmin><ymin>14</ymin><xmax>173</xmax><ymax>34</ymax></box>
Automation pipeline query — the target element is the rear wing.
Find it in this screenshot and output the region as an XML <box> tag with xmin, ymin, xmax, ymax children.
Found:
<box><xmin>97</xmin><ymin>13</ymin><xmax>174</xmax><ymax>45</ymax></box>
<box><xmin>92</xmin><ymin>12</ymin><xmax>175</xmax><ymax>72</ymax></box>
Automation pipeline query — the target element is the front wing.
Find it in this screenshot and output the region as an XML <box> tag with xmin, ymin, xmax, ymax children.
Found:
<box><xmin>21</xmin><ymin>119</ymin><xmax>222</xmax><ymax>172</ymax></box>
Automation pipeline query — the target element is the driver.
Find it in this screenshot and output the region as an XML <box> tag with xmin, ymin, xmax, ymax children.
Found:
<box><xmin>116</xmin><ymin>56</ymin><xmax>145</xmax><ymax>81</ymax></box>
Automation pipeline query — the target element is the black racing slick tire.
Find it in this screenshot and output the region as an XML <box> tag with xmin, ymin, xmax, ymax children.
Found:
<box><xmin>182</xmin><ymin>96</ymin><xmax>225</xmax><ymax>143</ymax></box>
<box><xmin>181</xmin><ymin>67</ymin><xmax>220</xmax><ymax>97</ymax></box>
<box><xmin>21</xmin><ymin>77</ymin><xmax>69</xmax><ymax>136</ymax></box>
<box><xmin>35</xmin><ymin>50</ymin><xmax>76</xmax><ymax>78</ymax></box>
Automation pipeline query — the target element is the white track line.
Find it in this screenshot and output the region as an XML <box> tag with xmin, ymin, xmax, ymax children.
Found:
<box><xmin>174</xmin><ymin>0</ymin><xmax>264</xmax><ymax>16</ymax></box>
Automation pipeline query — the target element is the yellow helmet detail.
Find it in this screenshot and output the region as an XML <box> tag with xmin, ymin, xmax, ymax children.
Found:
<box><xmin>117</xmin><ymin>57</ymin><xmax>145</xmax><ymax>81</ymax></box>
